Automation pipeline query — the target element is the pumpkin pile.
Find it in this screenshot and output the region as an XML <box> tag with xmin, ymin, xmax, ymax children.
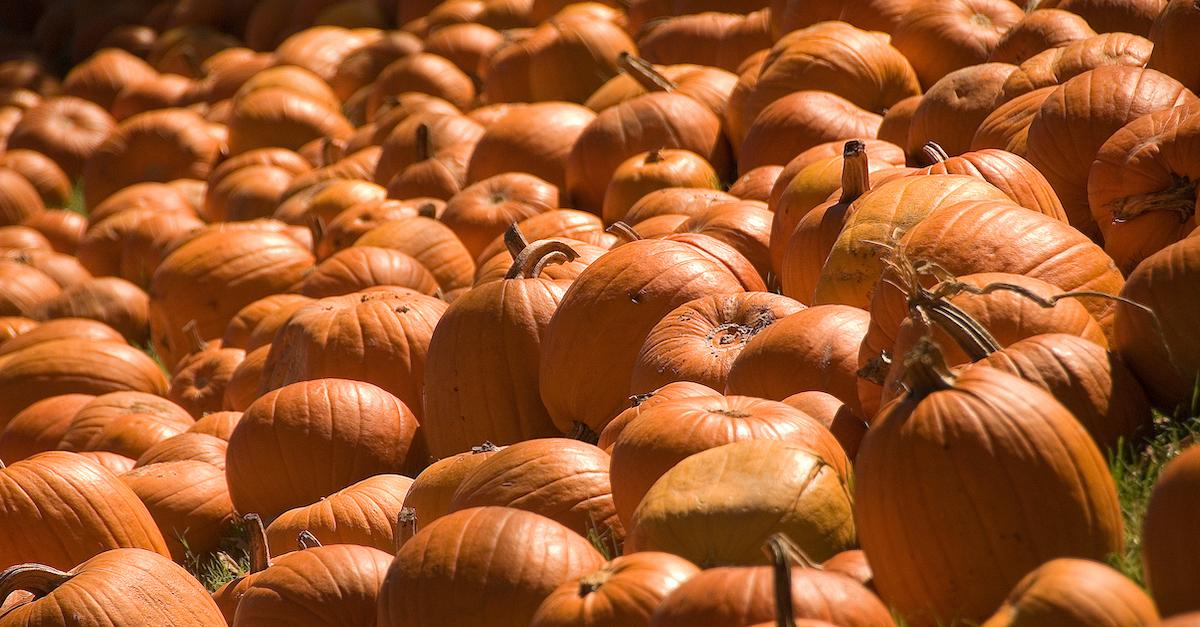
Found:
<box><xmin>0</xmin><ymin>0</ymin><xmax>1199</xmax><ymax>624</ymax></box>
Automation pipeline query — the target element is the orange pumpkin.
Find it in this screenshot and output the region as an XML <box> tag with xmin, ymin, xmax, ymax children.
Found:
<box><xmin>1149</xmin><ymin>0</ymin><xmax>1200</xmax><ymax>93</ymax></box>
<box><xmin>1142</xmin><ymin>444</ymin><xmax>1200</xmax><ymax>616</ymax></box>
<box><xmin>264</xmin><ymin>473</ymin><xmax>414</xmax><ymax>555</ymax></box>
<box><xmin>226</xmin><ymin>89</ymin><xmax>353</xmax><ymax>157</ymax></box>
<box><xmin>1001</xmin><ymin>32</ymin><xmax>1153</xmax><ymax>100</ymax></box>
<box><xmin>401</xmin><ymin>443</ymin><xmax>503</xmax><ymax>528</ymax></box>
<box><xmin>121</xmin><ymin>459</ymin><xmax>234</xmax><ymax>561</ymax></box>
<box><xmin>61</xmin><ymin>48</ymin><xmax>157</xmax><ymax>110</ymax></box>
<box><xmin>769</xmin><ymin>0</ymin><xmax>913</xmax><ymax>38</ymax></box>
<box><xmin>597</xmin><ymin>381</ymin><xmax>721</xmax><ymax>452</ymax></box>
<box><xmin>638</xmin><ymin>10</ymin><xmax>771</xmax><ymax>74</ymax></box>
<box><xmin>36</xmin><ymin>277</ymin><xmax>151</xmax><ymax>344</ymax></box>
<box><xmin>368</xmin><ymin>53</ymin><xmax>476</xmax><ymax>113</ymax></box>
<box><xmin>981</xmin><ymin>558</ymin><xmax>1159</xmax><ymax>627</ymax></box>
<box><xmin>531</xmin><ymin>552</ymin><xmax>699</xmax><ymax>627</ymax></box>
<box><xmin>740</xmin><ymin>91</ymin><xmax>882</xmax><ymax>174</ymax></box>
<box><xmin>914</xmin><ymin>144</ymin><xmax>1068</xmax><ymax>221</ymax></box>
<box><xmin>354</xmin><ymin>215</ymin><xmax>476</xmax><ymax>291</ymax></box>
<box><xmin>21</xmin><ymin>210</ymin><xmax>86</xmax><ymax>255</ymax></box>
<box><xmin>988</xmin><ymin>8</ymin><xmax>1096</xmax><ymax>65</ymax></box>
<box><xmin>299</xmin><ymin>246</ymin><xmax>438</xmax><ymax>297</ymax></box>
<box><xmin>442</xmin><ymin>173</ymin><xmax>559</xmax><ymax>258</ymax></box>
<box><xmin>602</xmin><ymin>149</ymin><xmax>720</xmax><ymax>225</ymax></box>
<box><xmin>0</xmin><ymin>394</ymin><xmax>94</xmax><ymax>462</ymax></box>
<box><xmin>466</xmin><ymin>102</ymin><xmax>596</xmax><ymax>195</ymax></box>
<box><xmin>890</xmin><ymin>0</ymin><xmax>1023</xmax><ymax>88</ymax></box>
<box><xmin>1037</xmin><ymin>0</ymin><xmax>1166</xmax><ymax>36</ymax></box>
<box><xmin>906</xmin><ymin>63</ymin><xmax>1017</xmax><ymax>159</ymax></box>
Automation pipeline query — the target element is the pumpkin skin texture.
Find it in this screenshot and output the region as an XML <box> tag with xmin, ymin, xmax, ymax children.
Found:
<box><xmin>597</xmin><ymin>382</ymin><xmax>722</xmax><ymax>453</ymax></box>
<box><xmin>1038</xmin><ymin>0</ymin><xmax>1167</xmax><ymax>36</ymax></box>
<box><xmin>0</xmin><ymin>339</ymin><xmax>168</xmax><ymax>423</ymax></box>
<box><xmin>1024</xmin><ymin>65</ymin><xmax>1198</xmax><ymax>240</ymax></box>
<box><xmin>354</xmin><ymin>216</ymin><xmax>476</xmax><ymax>292</ymax></box>
<box><xmin>466</xmin><ymin>102</ymin><xmax>596</xmax><ymax>194</ymax></box>
<box><xmin>1000</xmin><ymin>33</ymin><xmax>1154</xmax><ymax>101</ymax></box>
<box><xmin>782</xmin><ymin>391</ymin><xmax>869</xmax><ymax>461</ymax></box>
<box><xmin>226</xmin><ymin>378</ymin><xmax>426</xmax><ymax>522</ymax></box>
<box><xmin>650</xmin><ymin>562</ymin><xmax>893</xmax><ymax>627</ymax></box>
<box><xmin>906</xmin><ymin>64</ymin><xmax>1018</xmax><ymax>159</ymax></box>
<box><xmin>401</xmin><ymin>444</ymin><xmax>503</xmax><ymax>528</ymax></box>
<box><xmin>725</xmin><ymin>305</ymin><xmax>871</xmax><ymax>416</ymax></box>
<box><xmin>631</xmin><ymin>292</ymin><xmax>805</xmax><ymax>394</ymax></box>
<box><xmin>603</xmin><ymin>149</ymin><xmax>720</xmax><ymax>225</ymax></box>
<box><xmin>890</xmin><ymin>0</ymin><xmax>1023</xmax><ymax>88</ymax></box>
<box><xmin>628</xmin><ymin>439</ymin><xmax>855</xmax><ymax>567</ymax></box>
<box><xmin>264</xmin><ymin>474</ymin><xmax>413</xmax><ymax>556</ymax></box>
<box><xmin>769</xmin><ymin>0</ymin><xmax>913</xmax><ymax>38</ymax></box>
<box><xmin>915</xmin><ymin>147</ymin><xmax>1068</xmax><ymax>221</ymax></box>
<box><xmin>1088</xmin><ymin>103</ymin><xmax>1200</xmax><ymax>274</ymax></box>
<box><xmin>0</xmin><ymin>548</ymin><xmax>225</xmax><ymax>626</ymax></box>
<box><xmin>539</xmin><ymin>238</ymin><xmax>746</xmax><ymax>436</ymax></box>
<box><xmin>260</xmin><ymin>289</ymin><xmax>446</xmax><ymax>419</ymax></box>
<box><xmin>57</xmin><ymin>392</ymin><xmax>192</xmax><ymax>454</ymax></box>
<box><xmin>989</xmin><ymin>9</ymin><xmax>1096</xmax><ymax>65</ymax></box>
<box><xmin>298</xmin><ymin>246</ymin><xmax>439</xmax><ymax>297</ymax></box>
<box><xmin>530</xmin><ymin>552</ymin><xmax>700</xmax><ymax>627</ymax></box>
<box><xmin>739</xmin><ymin>91</ymin><xmax>882</xmax><ymax>174</ymax></box>
<box><xmin>0</xmin><ymin>261</ymin><xmax>59</xmax><ymax>317</ymax></box>
<box><xmin>169</xmin><ymin>345</ymin><xmax>246</xmax><ymax>418</ymax></box>
<box><xmin>0</xmin><ymin>452</ymin><xmax>170</xmax><ymax>570</ymax></box>
<box><xmin>448</xmin><ymin>438</ymin><xmax>622</xmax><ymax>541</ymax></box>
<box><xmin>6</xmin><ymin>96</ymin><xmax>114</xmax><ymax>179</ymax></box>
<box><xmin>442</xmin><ymin>173</ymin><xmax>559</xmax><ymax>258</ymax></box>
<box><xmin>186</xmin><ymin>411</ymin><xmax>242</xmax><ymax>441</ymax></box>
<box><xmin>967</xmin><ymin>334</ymin><xmax>1151</xmax><ymax>452</ymax></box>
<box><xmin>675</xmin><ymin>200</ymin><xmax>774</xmax><ymax>283</ymax></box>
<box><xmin>855</xmin><ymin>360</ymin><xmax>1123</xmax><ymax>626</ymax></box>
<box><xmin>0</xmin><ymin>394</ymin><xmax>94</xmax><ymax>462</ymax></box>
<box><xmin>120</xmin><ymin>459</ymin><xmax>234</xmax><ymax>562</ymax></box>
<box><xmin>232</xmin><ymin>543</ymin><xmax>393</xmax><ymax>626</ymax></box>
<box><xmin>376</xmin><ymin>506</ymin><xmax>606</xmax><ymax>627</ymax></box>
<box><xmin>148</xmin><ymin>229</ymin><xmax>314</xmax><ymax>370</ymax></box>
<box><xmin>970</xmin><ymin>86</ymin><xmax>1056</xmax><ymax>156</ymax></box>
<box><xmin>1142</xmin><ymin>444</ymin><xmax>1200</xmax><ymax>616</ymax></box>
<box><xmin>1149</xmin><ymin>0</ymin><xmax>1200</xmax><ymax>93</ymax></box>
<box><xmin>223</xmin><ymin>296</ymin><xmax>313</xmax><ymax>346</ymax></box>
<box><xmin>609</xmin><ymin>394</ymin><xmax>849</xmax><ymax>529</ymax></box>
<box><xmin>981</xmin><ymin>558</ymin><xmax>1159</xmax><ymax>627</ymax></box>
<box><xmin>1114</xmin><ymin>237</ymin><xmax>1200</xmax><ymax>412</ymax></box>
<box><xmin>134</xmin><ymin>433</ymin><xmax>228</xmax><ymax>469</ymax></box>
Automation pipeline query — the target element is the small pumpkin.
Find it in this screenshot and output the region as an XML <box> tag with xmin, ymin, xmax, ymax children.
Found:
<box><xmin>401</xmin><ymin>442</ymin><xmax>503</xmax><ymax>528</ymax></box>
<box><xmin>531</xmin><ymin>552</ymin><xmax>699</xmax><ymax>627</ymax></box>
<box><xmin>988</xmin><ymin>9</ymin><xmax>1096</xmax><ymax>65</ymax></box>
<box><xmin>602</xmin><ymin>149</ymin><xmax>720</xmax><ymax>225</ymax></box>
<box><xmin>465</xmin><ymin>102</ymin><xmax>596</xmax><ymax>194</ymax></box>
<box><xmin>264</xmin><ymin>473</ymin><xmax>414</xmax><ymax>556</ymax></box>
<box><xmin>981</xmin><ymin>558</ymin><xmax>1159</xmax><ymax>626</ymax></box>
<box><xmin>120</xmin><ymin>459</ymin><xmax>235</xmax><ymax>561</ymax></box>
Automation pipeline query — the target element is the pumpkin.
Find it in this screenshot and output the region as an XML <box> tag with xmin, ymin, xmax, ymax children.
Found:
<box><xmin>728</xmin><ymin>166</ymin><xmax>781</xmax><ymax>203</ymax></box>
<box><xmin>1037</xmin><ymin>0</ymin><xmax>1167</xmax><ymax>36</ymax></box>
<box><xmin>168</xmin><ymin>343</ymin><xmax>246</xmax><ymax>417</ymax></box>
<box><xmin>970</xmin><ymin>86</ymin><xmax>1057</xmax><ymax>155</ymax></box>
<box><xmin>401</xmin><ymin>443</ymin><xmax>503</xmax><ymax>528</ymax></box>
<box><xmin>769</xmin><ymin>0</ymin><xmax>912</xmax><ymax>38</ymax></box>
<box><xmin>21</xmin><ymin>210</ymin><xmax>87</xmax><ymax>255</ymax></box>
<box><xmin>424</xmin><ymin>23</ymin><xmax>504</xmax><ymax>79</ymax></box>
<box><xmin>602</xmin><ymin>150</ymin><xmax>720</xmax><ymax>225</ymax></box>
<box><xmin>134</xmin><ymin>432</ymin><xmax>228</xmax><ymax>468</ymax></box>
<box><xmin>1142</xmin><ymin>444</ymin><xmax>1200</xmax><ymax>616</ymax></box>
<box><xmin>265</xmin><ymin>473</ymin><xmax>414</xmax><ymax>555</ymax></box>
<box><xmin>531</xmin><ymin>552</ymin><xmax>700</xmax><ymax>627</ymax></box>
<box><xmin>628</xmin><ymin>439</ymin><xmax>855</xmax><ymax>566</ymax></box>
<box><xmin>566</xmin><ymin>91</ymin><xmax>731</xmax><ymax>214</ymax></box>
<box><xmin>148</xmin><ymin>229</ymin><xmax>314</xmax><ymax>369</ymax></box>
<box><xmin>374</xmin><ymin>112</ymin><xmax>483</xmax><ymax>190</ymax></box>
<box><xmin>1088</xmin><ymin>102</ymin><xmax>1200</xmax><ymax>273</ymax></box>
<box><xmin>915</xmin><ymin>144</ymin><xmax>1068</xmax><ymax>221</ymax></box>
<box><xmin>609</xmin><ymin>394</ymin><xmax>849</xmax><ymax>528</ymax></box>
<box><xmin>36</xmin><ymin>277</ymin><xmax>151</xmax><ymax>344</ymax></box>
<box><xmin>0</xmin><ymin>317</ymin><xmax>37</xmax><ymax>344</ymax></box>
<box><xmin>650</xmin><ymin>535</ymin><xmax>893</xmax><ymax>627</ymax></box>
<box><xmin>981</xmin><ymin>558</ymin><xmax>1159</xmax><ymax>627</ymax></box>
<box><xmin>638</xmin><ymin>10</ymin><xmax>771</xmax><ymax>74</ymax></box>
<box><xmin>466</xmin><ymin>102</ymin><xmax>596</xmax><ymax>194</ymax></box>
<box><xmin>527</xmin><ymin>17</ymin><xmax>639</xmax><ymax>104</ymax></box>
<box><xmin>314</xmin><ymin>198</ymin><xmax>432</xmax><ymax>259</ymax></box>
<box><xmin>855</xmin><ymin>340</ymin><xmax>1123</xmax><ymax>626</ymax></box>
<box><xmin>109</xmin><ymin>74</ymin><xmax>191</xmax><ymax>121</ymax></box>
<box><xmin>877</xmin><ymin>94</ymin><xmax>922</xmax><ymax>149</ymax></box>
<box><xmin>186</xmin><ymin>411</ymin><xmax>243</xmax><ymax>440</ymax></box>
<box><xmin>0</xmin><ymin>227</ymin><xmax>52</xmax><ymax>254</ymax></box>
<box><xmin>0</xmin><ymin>340</ymin><xmax>168</xmax><ymax>423</ymax></box>
<box><xmin>473</xmin><ymin>210</ymin><xmax>612</xmax><ymax>265</ymax></box>
<box><xmin>368</xmin><ymin>53</ymin><xmax>476</xmax><ymax>113</ymax></box>
<box><xmin>276</xmin><ymin>179</ymin><xmax>387</xmax><ymax>227</ymax></box>
<box><xmin>741</xmin><ymin>91</ymin><xmax>882</xmax><ymax>174</ymax></box>
<box><xmin>5</xmin><ymin>96</ymin><xmax>113</xmax><ymax>179</ymax></box>
<box><xmin>539</xmin><ymin>238</ymin><xmax>747</xmax><ymax>436</ymax></box>
<box><xmin>631</xmin><ymin>292</ymin><xmax>804</xmax><ymax>394</ymax></box>
<box><xmin>204</xmin><ymin>165</ymin><xmax>296</xmax><ymax>222</ymax></box>
<box><xmin>442</xmin><ymin>173</ymin><xmax>559</xmax><ymax>257</ymax></box>
<box><xmin>222</xmin><ymin>345</ymin><xmax>269</xmax><ymax>411</ymax></box>
<box><xmin>1001</xmin><ymin>32</ymin><xmax>1154</xmax><ymax>101</ymax></box>
<box><xmin>0</xmin><ymin>452</ymin><xmax>169</xmax><ymax>569</ymax></box>
<box><xmin>299</xmin><ymin>246</ymin><xmax>438</xmax><ymax>297</ymax></box>
<box><xmin>260</xmin><ymin>289</ymin><xmax>446</xmax><ymax>417</ymax></box>
<box><xmin>57</xmin><ymin>392</ymin><xmax>191</xmax><ymax>453</ymax></box>
<box><xmin>184</xmin><ymin>49</ymin><xmax>278</xmax><ymax>105</ymax></box>
<box><xmin>64</xmin><ymin>408</ymin><xmax>194</xmax><ymax>460</ymax></box>
<box><xmin>234</xmin><ymin>65</ymin><xmax>339</xmax><ymax>110</ymax></box>
<box><xmin>232</xmin><ymin>542</ymin><xmax>393</xmax><ymax>626</ymax></box>
<box><xmin>76</xmin><ymin>209</ymin><xmax>203</xmax><ymax>285</ymax></box>
<box><xmin>81</xmin><ymin>108</ymin><xmax>223</xmax><ymax>208</ymax></box>
<box><xmin>121</xmin><ymin>459</ymin><xmax>234</xmax><ymax>561</ymax></box>
<box><xmin>0</xmin><ymin>318</ymin><xmax>123</xmax><ymax>357</ymax></box>
<box><xmin>989</xmin><ymin>9</ymin><xmax>1096</xmax><ymax>65</ymax></box>
<box><xmin>0</xmin><ymin>394</ymin><xmax>94</xmax><ymax>462</ymax></box>
<box><xmin>585</xmin><ymin>55</ymin><xmax>737</xmax><ymax>119</ymax></box>
<box><xmin>0</xmin><ymin>260</ymin><xmax>58</xmax><ymax>317</ymax></box>
<box><xmin>1150</xmin><ymin>0</ymin><xmax>1200</xmax><ymax>93</ymax></box>
<box><xmin>473</xmin><ymin>236</ymin><xmax>606</xmax><ymax>285</ymax></box>
<box><xmin>87</xmin><ymin>181</ymin><xmax>196</xmax><ymax>226</ymax></box>
<box><xmin>624</xmin><ymin>188</ymin><xmax>739</xmax><ymax>225</ymax></box>
<box><xmin>890</xmin><ymin>0</ymin><xmax>1022</xmax><ymax>88</ymax></box>
<box><xmin>781</xmin><ymin>391</ymin><xmax>868</xmax><ymax>460</ymax></box>
<box><xmin>0</xmin><ymin>150</ymin><xmax>70</xmax><ymax>208</ymax></box>
<box><xmin>731</xmin><ymin>22</ymin><xmax>918</xmax><ymax>149</ymax></box>
<box><xmin>0</xmin><ymin>548</ymin><xmax>224</xmax><ymax>625</ymax></box>
<box><xmin>0</xmin><ymin>169</ymin><xmax>44</xmax><ymax>227</ymax></box>
<box><xmin>448</xmin><ymin>438</ymin><xmax>622</xmax><ymax>541</ymax></box>
<box><xmin>226</xmin><ymin>89</ymin><xmax>353</xmax><ymax>157</ymax></box>
<box><xmin>1025</xmin><ymin>65</ymin><xmax>1197</xmax><ymax>240</ymax></box>
<box><xmin>330</xmin><ymin>31</ymin><xmax>424</xmax><ymax>100</ymax></box>
<box><xmin>275</xmin><ymin>26</ymin><xmax>375</xmax><ymax>83</ymax></box>
<box><xmin>226</xmin><ymin>378</ymin><xmax>425</xmax><ymax>521</ymax></box>
<box><xmin>61</xmin><ymin>48</ymin><xmax>157</xmax><ymax>110</ymax></box>
<box><xmin>906</xmin><ymin>64</ymin><xmax>1018</xmax><ymax>159</ymax></box>
<box><xmin>597</xmin><ymin>382</ymin><xmax>720</xmax><ymax>452</ymax></box>
<box><xmin>1114</xmin><ymin>236</ymin><xmax>1200</xmax><ymax>412</ymax></box>
<box><xmin>284</xmin><ymin>146</ymin><xmax>377</xmax><ymax>196</ymax></box>
<box><xmin>376</xmin><ymin>506</ymin><xmax>606</xmax><ymax>627</ymax></box>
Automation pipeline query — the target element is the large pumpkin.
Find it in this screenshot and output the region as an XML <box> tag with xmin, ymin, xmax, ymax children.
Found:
<box><xmin>377</xmin><ymin>507</ymin><xmax>606</xmax><ymax>627</ymax></box>
<box><xmin>0</xmin><ymin>452</ymin><xmax>169</xmax><ymax>570</ymax></box>
<box><xmin>889</xmin><ymin>0</ymin><xmax>1023</xmax><ymax>88</ymax></box>
<box><xmin>0</xmin><ymin>394</ymin><xmax>94</xmax><ymax>462</ymax></box>
<box><xmin>1142</xmin><ymin>444</ymin><xmax>1200</xmax><ymax>616</ymax></box>
<box><xmin>465</xmin><ymin>102</ymin><xmax>595</xmax><ymax>194</ymax></box>
<box><xmin>538</xmin><ymin>238</ymin><xmax>746</xmax><ymax>436</ymax></box>
<box><xmin>981</xmin><ymin>558</ymin><xmax>1159</xmax><ymax>627</ymax></box>
<box><xmin>225</xmin><ymin>378</ymin><xmax>426</xmax><ymax>521</ymax></box>
<box><xmin>354</xmin><ymin>216</ymin><xmax>476</xmax><ymax>292</ymax></box>
<box><xmin>905</xmin><ymin>63</ymin><xmax>1018</xmax><ymax>158</ymax></box>
<box><xmin>914</xmin><ymin>144</ymin><xmax>1068</xmax><ymax>221</ymax></box>
<box><xmin>120</xmin><ymin>459</ymin><xmax>234</xmax><ymax>562</ymax></box>
<box><xmin>855</xmin><ymin>341</ymin><xmax>1123</xmax><ymax>626</ymax></box>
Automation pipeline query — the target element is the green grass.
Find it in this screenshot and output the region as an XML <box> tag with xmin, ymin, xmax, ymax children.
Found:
<box><xmin>65</xmin><ymin>180</ymin><xmax>86</xmax><ymax>216</ymax></box>
<box><xmin>184</xmin><ymin>521</ymin><xmax>252</xmax><ymax>592</ymax></box>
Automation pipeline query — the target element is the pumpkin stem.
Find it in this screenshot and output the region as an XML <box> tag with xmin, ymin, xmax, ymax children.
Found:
<box><xmin>0</xmin><ymin>563</ymin><xmax>72</xmax><ymax>602</ymax></box>
<box><xmin>417</xmin><ymin>202</ymin><xmax>438</xmax><ymax>219</ymax></box>
<box><xmin>577</xmin><ymin>569</ymin><xmax>612</xmax><ymax>597</ymax></box>
<box><xmin>396</xmin><ymin>507</ymin><xmax>418</xmax><ymax>551</ymax></box>
<box><xmin>505</xmin><ymin>239</ymin><xmax>581</xmax><ymax>280</ymax></box>
<box><xmin>297</xmin><ymin>531</ymin><xmax>322</xmax><ymax>550</ymax></box>
<box><xmin>763</xmin><ymin>534</ymin><xmax>822</xmax><ymax>627</ymax></box>
<box><xmin>921</xmin><ymin>141</ymin><xmax>951</xmax><ymax>165</ymax></box>
<box><xmin>605</xmin><ymin>221</ymin><xmax>643</xmax><ymax>245</ymax></box>
<box><xmin>569</xmin><ymin>421</ymin><xmax>600</xmax><ymax>444</ymax></box>
<box><xmin>898</xmin><ymin>333</ymin><xmax>956</xmax><ymax>399</ymax></box>
<box><xmin>839</xmin><ymin>140</ymin><xmax>871</xmax><ymax>203</ymax></box>
<box><xmin>644</xmin><ymin>148</ymin><xmax>664</xmax><ymax>164</ymax></box>
<box><xmin>617</xmin><ymin>52</ymin><xmax>677</xmax><ymax>93</ymax></box>
<box><xmin>1107</xmin><ymin>174</ymin><xmax>1196</xmax><ymax>224</ymax></box>
<box><xmin>243</xmin><ymin>513</ymin><xmax>272</xmax><ymax>572</ymax></box>
<box><xmin>307</xmin><ymin>213</ymin><xmax>326</xmax><ymax>245</ymax></box>
<box><xmin>503</xmin><ymin>222</ymin><xmax>529</xmax><ymax>259</ymax></box>
<box><xmin>471</xmin><ymin>441</ymin><xmax>499</xmax><ymax>453</ymax></box>
<box><xmin>415</xmin><ymin>123</ymin><xmax>433</xmax><ymax>162</ymax></box>
<box><xmin>182</xmin><ymin>320</ymin><xmax>206</xmax><ymax>355</ymax></box>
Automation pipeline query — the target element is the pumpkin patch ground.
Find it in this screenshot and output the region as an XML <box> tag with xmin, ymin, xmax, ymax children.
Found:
<box><xmin>1</xmin><ymin>0</ymin><xmax>1200</xmax><ymax>625</ymax></box>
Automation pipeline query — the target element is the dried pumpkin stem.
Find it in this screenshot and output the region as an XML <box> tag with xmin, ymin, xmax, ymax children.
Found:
<box><xmin>921</xmin><ymin>141</ymin><xmax>951</xmax><ymax>165</ymax></box>
<box><xmin>415</xmin><ymin>123</ymin><xmax>433</xmax><ymax>162</ymax></box>
<box><xmin>417</xmin><ymin>202</ymin><xmax>438</xmax><ymax>219</ymax></box>
<box><xmin>617</xmin><ymin>52</ymin><xmax>677</xmax><ymax>93</ymax></box>
<box><xmin>297</xmin><ymin>531</ymin><xmax>322</xmax><ymax>550</ymax></box>
<box><xmin>396</xmin><ymin>507</ymin><xmax>418</xmax><ymax>552</ymax></box>
<box><xmin>569</xmin><ymin>421</ymin><xmax>600</xmax><ymax>444</ymax></box>
<box><xmin>505</xmin><ymin>240</ymin><xmax>581</xmax><ymax>279</ymax></box>
<box><xmin>1108</xmin><ymin>175</ymin><xmax>1196</xmax><ymax>223</ymax></box>
<box><xmin>503</xmin><ymin>223</ymin><xmax>529</xmax><ymax>259</ymax></box>
<box><xmin>577</xmin><ymin>569</ymin><xmax>611</xmax><ymax>597</ymax></box>
<box><xmin>900</xmin><ymin>333</ymin><xmax>956</xmax><ymax>399</ymax></box>
<box><xmin>243</xmin><ymin>513</ymin><xmax>272</xmax><ymax>572</ymax></box>
<box><xmin>763</xmin><ymin>533</ymin><xmax>826</xmax><ymax>627</ymax></box>
<box><xmin>0</xmin><ymin>563</ymin><xmax>72</xmax><ymax>602</ymax></box>
<box><xmin>605</xmin><ymin>221</ymin><xmax>643</xmax><ymax>244</ymax></box>
<box><xmin>839</xmin><ymin>140</ymin><xmax>871</xmax><ymax>203</ymax></box>
<box><xmin>471</xmin><ymin>441</ymin><xmax>499</xmax><ymax>454</ymax></box>
<box><xmin>645</xmin><ymin>148</ymin><xmax>664</xmax><ymax>164</ymax></box>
